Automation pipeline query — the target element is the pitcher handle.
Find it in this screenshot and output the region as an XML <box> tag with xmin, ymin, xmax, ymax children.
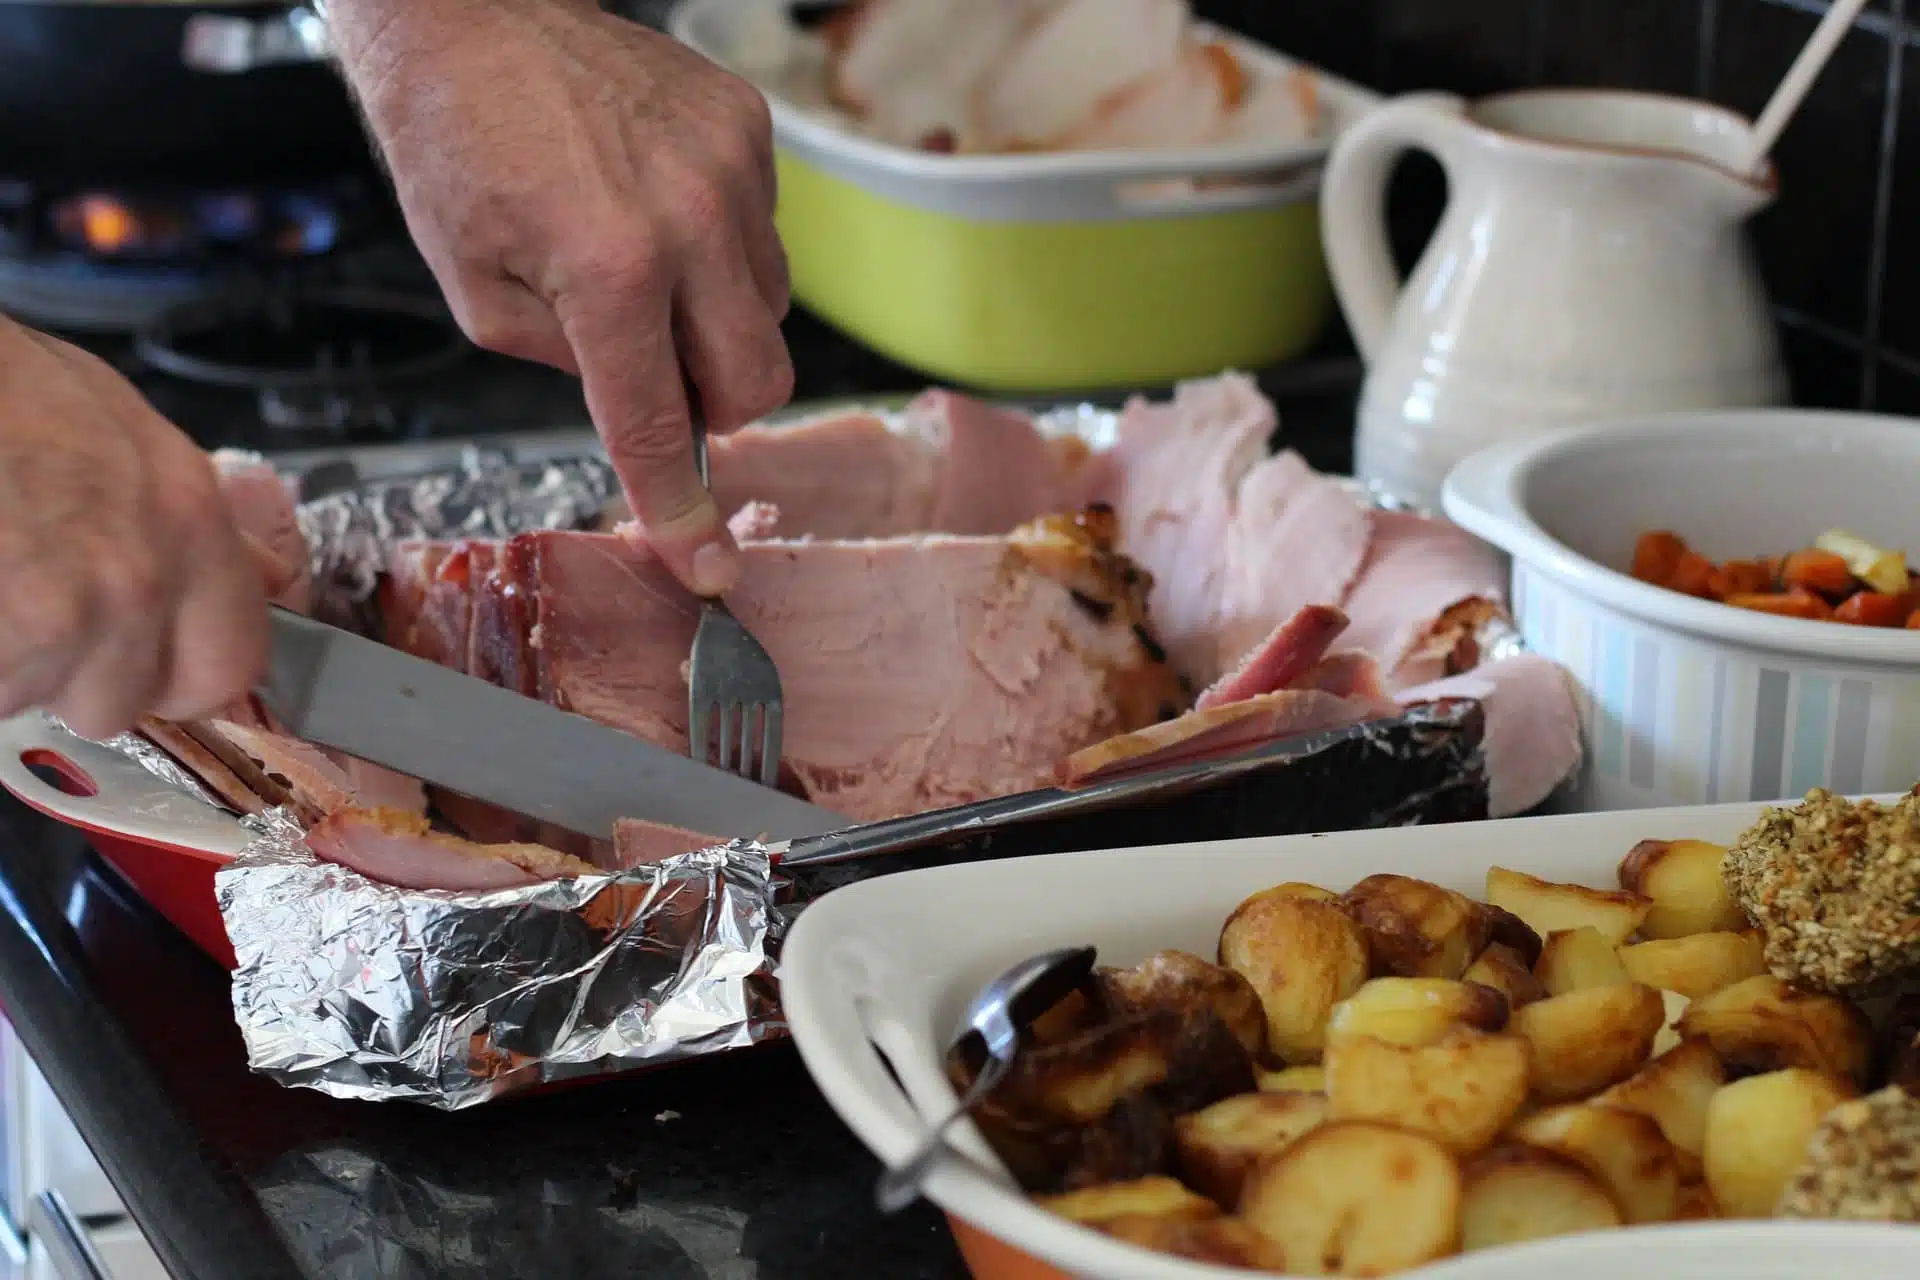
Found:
<box><xmin>1320</xmin><ymin>93</ymin><xmax>1470</xmax><ymax>362</ymax></box>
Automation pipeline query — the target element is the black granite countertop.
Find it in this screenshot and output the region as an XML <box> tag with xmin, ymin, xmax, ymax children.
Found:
<box><xmin>0</xmin><ymin>313</ymin><xmax>1362</xmax><ymax>1280</ymax></box>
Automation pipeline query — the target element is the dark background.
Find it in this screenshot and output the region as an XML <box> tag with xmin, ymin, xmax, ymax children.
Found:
<box><xmin>1196</xmin><ymin>0</ymin><xmax>1920</xmax><ymax>414</ymax></box>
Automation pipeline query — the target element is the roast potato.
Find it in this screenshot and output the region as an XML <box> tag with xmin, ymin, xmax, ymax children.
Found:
<box><xmin>1037</xmin><ymin>1174</ymin><xmax>1218</xmax><ymax>1227</ymax></box>
<box><xmin>1098</xmin><ymin>950</ymin><xmax>1267</xmax><ymax>1061</ymax></box>
<box><xmin>1238</xmin><ymin>1121</ymin><xmax>1463</xmax><ymax>1275</ymax></box>
<box><xmin>1617</xmin><ymin>932</ymin><xmax>1765</xmax><ymax>1000</ymax></box>
<box><xmin>1219</xmin><ymin>890</ymin><xmax>1369</xmax><ymax>1064</ymax></box>
<box><xmin>1459</xmin><ymin>1143</ymin><xmax>1623</xmax><ymax>1251</ymax></box>
<box><xmin>1174</xmin><ymin>1090</ymin><xmax>1330</xmax><ymax>1206</ymax></box>
<box><xmin>1593</xmin><ymin>1039</ymin><xmax>1727</xmax><ymax>1180</ymax></box>
<box><xmin>1485</xmin><ymin>866</ymin><xmax>1651</xmax><ymax>947</ymax></box>
<box><xmin>1340</xmin><ymin>873</ymin><xmax>1494</xmax><ymax>979</ymax></box>
<box><xmin>1673</xmin><ymin>1181</ymin><xmax>1720</xmax><ymax>1221</ymax></box>
<box><xmin>1535</xmin><ymin>926</ymin><xmax>1630</xmax><ymax>995</ymax></box>
<box><xmin>1325</xmin><ymin>1028</ymin><xmax>1530</xmax><ymax>1154</ymax></box>
<box><xmin>1509</xmin><ymin>983</ymin><xmax>1666</xmax><ymax>1100</ymax></box>
<box><xmin>1675</xmin><ymin>975</ymin><xmax>1873</xmax><ymax>1085</ymax></box>
<box><xmin>1702</xmin><ymin>1067</ymin><xmax>1857</xmax><ymax>1217</ymax></box>
<box><xmin>1510</xmin><ymin>1103</ymin><xmax>1681</xmax><ymax>1223</ymax></box>
<box><xmin>1616</xmin><ymin>838</ymin><xmax>1746</xmax><ymax>938</ymax></box>
<box><xmin>1255</xmin><ymin>1064</ymin><xmax>1326</xmax><ymax>1094</ymax></box>
<box><xmin>1324</xmin><ymin>977</ymin><xmax>1509</xmax><ymax>1051</ymax></box>
<box><xmin>1652</xmin><ymin>988</ymin><xmax>1691</xmax><ymax>1057</ymax></box>
<box><xmin>1461</xmin><ymin>943</ymin><xmax>1548</xmax><ymax>1009</ymax></box>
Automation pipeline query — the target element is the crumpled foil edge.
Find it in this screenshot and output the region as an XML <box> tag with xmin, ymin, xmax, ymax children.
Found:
<box><xmin>216</xmin><ymin>809</ymin><xmax>783</xmax><ymax>1110</ymax></box>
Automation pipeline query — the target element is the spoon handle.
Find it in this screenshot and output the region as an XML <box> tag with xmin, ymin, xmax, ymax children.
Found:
<box><xmin>875</xmin><ymin>1056</ymin><xmax>1012</xmax><ymax>1213</ymax></box>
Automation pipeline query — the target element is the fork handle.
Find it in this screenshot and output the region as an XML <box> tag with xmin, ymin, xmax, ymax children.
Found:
<box><xmin>691</xmin><ymin>419</ymin><xmax>710</xmax><ymax>489</ymax></box>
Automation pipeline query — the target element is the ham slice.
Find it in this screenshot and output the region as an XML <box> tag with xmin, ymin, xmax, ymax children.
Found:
<box><xmin>708</xmin><ymin>411</ymin><xmax>940</xmax><ymax>539</ymax></box>
<box><xmin>1195</xmin><ymin>604</ymin><xmax>1348</xmax><ymax>710</ymax></box>
<box><xmin>613</xmin><ymin>818</ymin><xmax>725</xmax><ymax>867</ymax></box>
<box><xmin>903</xmin><ymin>390</ymin><xmax>1113</xmax><ymax>535</ymax></box>
<box><xmin>1397</xmin><ymin>655</ymin><xmax>1582</xmax><ymax>818</ymax></box>
<box><xmin>461</xmin><ymin>513</ymin><xmax>1180</xmax><ymax>822</ymax></box>
<box><xmin>1061</xmin><ymin>687</ymin><xmax>1392</xmax><ymax>787</ymax></box>
<box><xmin>1104</xmin><ymin>372</ymin><xmax>1274</xmax><ymax>682</ymax></box>
<box><xmin>1339</xmin><ymin>510</ymin><xmax>1507</xmax><ymax>688</ymax></box>
<box><xmin>305</xmin><ymin>807</ymin><xmax>597</xmax><ymax>892</ymax></box>
<box><xmin>135</xmin><ymin>716</ymin><xmax>270</xmax><ymax>815</ymax></box>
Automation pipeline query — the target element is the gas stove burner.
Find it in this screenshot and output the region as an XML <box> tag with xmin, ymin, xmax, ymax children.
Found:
<box><xmin>0</xmin><ymin>256</ymin><xmax>237</xmax><ymax>332</ymax></box>
<box><xmin>136</xmin><ymin>287</ymin><xmax>470</xmax><ymax>432</ymax></box>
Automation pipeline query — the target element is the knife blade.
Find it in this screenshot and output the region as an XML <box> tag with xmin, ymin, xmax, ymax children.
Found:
<box><xmin>255</xmin><ymin>608</ymin><xmax>850</xmax><ymax>841</ymax></box>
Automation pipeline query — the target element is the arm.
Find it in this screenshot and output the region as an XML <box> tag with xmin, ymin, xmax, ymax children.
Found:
<box><xmin>322</xmin><ymin>0</ymin><xmax>794</xmax><ymax>596</ymax></box>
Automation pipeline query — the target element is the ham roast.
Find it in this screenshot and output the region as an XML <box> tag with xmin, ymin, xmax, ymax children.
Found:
<box><xmin>385</xmin><ymin>508</ymin><xmax>1184</xmax><ymax>823</ymax></box>
<box><xmin>136</xmin><ymin>373</ymin><xmax>1584</xmax><ymax>894</ymax></box>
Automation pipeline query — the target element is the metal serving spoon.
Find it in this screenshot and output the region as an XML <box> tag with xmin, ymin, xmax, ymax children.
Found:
<box><xmin>875</xmin><ymin>944</ymin><xmax>1098</xmax><ymax>1214</ymax></box>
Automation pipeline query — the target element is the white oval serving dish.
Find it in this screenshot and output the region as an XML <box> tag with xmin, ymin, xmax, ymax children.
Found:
<box><xmin>779</xmin><ymin>798</ymin><xmax>1920</xmax><ymax>1278</ymax></box>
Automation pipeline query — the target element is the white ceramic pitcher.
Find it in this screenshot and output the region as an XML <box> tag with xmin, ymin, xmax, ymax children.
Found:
<box><xmin>1322</xmin><ymin>89</ymin><xmax>1789</xmax><ymax>511</ymax></box>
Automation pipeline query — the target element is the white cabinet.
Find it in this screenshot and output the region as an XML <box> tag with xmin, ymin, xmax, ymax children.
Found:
<box><xmin>0</xmin><ymin>1022</ymin><xmax>166</xmax><ymax>1279</ymax></box>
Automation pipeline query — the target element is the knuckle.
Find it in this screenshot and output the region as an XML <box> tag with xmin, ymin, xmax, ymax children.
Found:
<box><xmin>670</xmin><ymin>176</ymin><xmax>730</xmax><ymax>235</ymax></box>
<box><xmin>5</xmin><ymin>573</ymin><xmax>89</xmax><ymax>659</ymax></box>
<box><xmin>606</xmin><ymin>409</ymin><xmax>694</xmax><ymax>470</ymax></box>
<box><xmin>93</xmin><ymin>549</ymin><xmax>169</xmax><ymax>619</ymax></box>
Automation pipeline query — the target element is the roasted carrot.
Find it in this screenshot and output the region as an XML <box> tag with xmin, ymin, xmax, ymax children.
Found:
<box><xmin>1709</xmin><ymin>558</ymin><xmax>1775</xmax><ymax>598</ymax></box>
<box><xmin>1780</xmin><ymin>548</ymin><xmax>1855</xmax><ymax>599</ymax></box>
<box><xmin>1725</xmin><ymin>589</ymin><xmax>1834</xmax><ymax>621</ymax></box>
<box><xmin>1630</xmin><ymin>530</ymin><xmax>1688</xmax><ymax>588</ymax></box>
<box><xmin>1833</xmin><ymin>591</ymin><xmax>1913</xmax><ymax>628</ymax></box>
<box><xmin>1669</xmin><ymin>550</ymin><xmax>1718</xmax><ymax>598</ymax></box>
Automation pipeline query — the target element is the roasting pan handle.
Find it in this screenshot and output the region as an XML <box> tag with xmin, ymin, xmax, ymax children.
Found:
<box><xmin>182</xmin><ymin>7</ymin><xmax>331</xmax><ymax>74</ymax></box>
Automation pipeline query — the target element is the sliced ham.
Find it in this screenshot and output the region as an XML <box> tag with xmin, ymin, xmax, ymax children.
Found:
<box><xmin>1288</xmin><ymin>651</ymin><xmax>1389</xmax><ymax>702</ymax></box>
<box><xmin>1060</xmin><ymin>687</ymin><xmax>1393</xmax><ymax>787</ymax></box>
<box><xmin>1397</xmin><ymin>654</ymin><xmax>1583</xmax><ymax>818</ymax></box>
<box><xmin>463</xmin><ymin>513</ymin><xmax>1180</xmax><ymax>822</ymax></box>
<box><xmin>727</xmin><ymin>501</ymin><xmax>783</xmax><ymax>542</ymax></box>
<box><xmin>1338</xmin><ymin>510</ymin><xmax>1507</xmax><ymax>688</ymax></box>
<box><xmin>305</xmin><ymin>807</ymin><xmax>598</xmax><ymax>892</ymax></box>
<box><xmin>903</xmin><ymin>389</ymin><xmax>1114</xmax><ymax>535</ymax></box>
<box><xmin>974</xmin><ymin>0</ymin><xmax>1186</xmax><ymax>150</ymax></box>
<box><xmin>176</xmin><ymin>719</ymin><xmax>425</xmax><ymax>827</ymax></box>
<box><xmin>707</xmin><ymin>410</ymin><xmax>940</xmax><ymax>539</ymax></box>
<box><xmin>613</xmin><ymin>818</ymin><xmax>725</xmax><ymax>867</ymax></box>
<box><xmin>1103</xmin><ymin>372</ymin><xmax>1274</xmax><ymax>682</ymax></box>
<box><xmin>135</xmin><ymin>716</ymin><xmax>269</xmax><ymax>816</ymax></box>
<box><xmin>1211</xmin><ymin>452</ymin><xmax>1372</xmax><ymax>678</ymax></box>
<box><xmin>1195</xmin><ymin>604</ymin><xmax>1348</xmax><ymax>710</ymax></box>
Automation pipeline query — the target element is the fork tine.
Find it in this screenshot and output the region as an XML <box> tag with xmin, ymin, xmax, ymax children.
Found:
<box><xmin>690</xmin><ymin>700</ymin><xmax>710</xmax><ymax>767</ymax></box>
<box><xmin>759</xmin><ymin>703</ymin><xmax>782</xmax><ymax>789</ymax></box>
<box><xmin>717</xmin><ymin>703</ymin><xmax>738</xmax><ymax>773</ymax></box>
<box><xmin>738</xmin><ymin>704</ymin><xmax>759</xmax><ymax>784</ymax></box>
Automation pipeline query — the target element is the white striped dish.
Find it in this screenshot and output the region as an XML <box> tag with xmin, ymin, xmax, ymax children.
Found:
<box><xmin>1444</xmin><ymin>410</ymin><xmax>1920</xmax><ymax>811</ymax></box>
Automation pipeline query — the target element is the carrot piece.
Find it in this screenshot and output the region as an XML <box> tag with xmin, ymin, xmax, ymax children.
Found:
<box><xmin>1725</xmin><ymin>589</ymin><xmax>1834</xmax><ymax>621</ymax></box>
<box><xmin>1835</xmin><ymin>591</ymin><xmax>1915</xmax><ymax>627</ymax></box>
<box><xmin>1709</xmin><ymin>558</ymin><xmax>1774</xmax><ymax>598</ymax></box>
<box><xmin>1669</xmin><ymin>550</ymin><xmax>1718</xmax><ymax>598</ymax></box>
<box><xmin>1781</xmin><ymin>548</ymin><xmax>1855</xmax><ymax>598</ymax></box>
<box><xmin>1631</xmin><ymin>531</ymin><xmax>1688</xmax><ymax>587</ymax></box>
<box><xmin>1908</xmin><ymin>608</ymin><xmax>1920</xmax><ymax>629</ymax></box>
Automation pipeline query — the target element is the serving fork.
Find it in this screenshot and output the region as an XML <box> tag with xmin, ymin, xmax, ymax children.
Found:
<box><xmin>686</xmin><ymin>422</ymin><xmax>786</xmax><ymax>788</ymax></box>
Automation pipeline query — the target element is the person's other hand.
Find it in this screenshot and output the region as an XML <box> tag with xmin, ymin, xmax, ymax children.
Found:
<box><xmin>331</xmin><ymin>0</ymin><xmax>794</xmax><ymax>596</ymax></box>
<box><xmin>0</xmin><ymin>318</ymin><xmax>284</xmax><ymax>738</ymax></box>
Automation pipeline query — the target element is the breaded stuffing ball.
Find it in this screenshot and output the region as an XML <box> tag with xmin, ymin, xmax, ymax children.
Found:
<box><xmin>1723</xmin><ymin>788</ymin><xmax>1920</xmax><ymax>998</ymax></box>
<box><xmin>1776</xmin><ymin>1086</ymin><xmax>1920</xmax><ymax>1222</ymax></box>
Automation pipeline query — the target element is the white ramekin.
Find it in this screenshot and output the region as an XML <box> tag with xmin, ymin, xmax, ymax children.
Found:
<box><xmin>1443</xmin><ymin>410</ymin><xmax>1920</xmax><ymax>811</ymax></box>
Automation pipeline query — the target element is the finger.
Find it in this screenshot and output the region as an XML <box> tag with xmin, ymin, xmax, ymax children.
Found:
<box><xmin>47</xmin><ymin>614</ymin><xmax>169</xmax><ymax>740</ymax></box>
<box><xmin>151</xmin><ymin>523</ymin><xmax>269</xmax><ymax>723</ymax></box>
<box><xmin>0</xmin><ymin>564</ymin><xmax>99</xmax><ymax>725</ymax></box>
<box><xmin>241</xmin><ymin>532</ymin><xmax>299</xmax><ymax>599</ymax></box>
<box><xmin>741</xmin><ymin>215</ymin><xmax>791</xmax><ymax>321</ymax></box>
<box><xmin>558</xmin><ymin>290</ymin><xmax>739</xmax><ymax>597</ymax></box>
<box><xmin>674</xmin><ymin>232</ymin><xmax>794</xmax><ymax>435</ymax></box>
<box><xmin>449</xmin><ymin>266</ymin><xmax>579</xmax><ymax>373</ymax></box>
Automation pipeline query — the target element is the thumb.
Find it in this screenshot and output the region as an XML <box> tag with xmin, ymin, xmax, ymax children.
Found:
<box><xmin>241</xmin><ymin>532</ymin><xmax>299</xmax><ymax>599</ymax></box>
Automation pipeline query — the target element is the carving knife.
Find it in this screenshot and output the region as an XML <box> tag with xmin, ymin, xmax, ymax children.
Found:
<box><xmin>255</xmin><ymin>608</ymin><xmax>850</xmax><ymax>841</ymax></box>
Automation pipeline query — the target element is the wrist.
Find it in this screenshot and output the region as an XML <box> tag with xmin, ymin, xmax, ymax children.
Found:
<box><xmin>326</xmin><ymin>0</ymin><xmax>596</xmax><ymax>102</ymax></box>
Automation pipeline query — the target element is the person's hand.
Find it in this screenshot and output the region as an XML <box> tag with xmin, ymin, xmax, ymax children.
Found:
<box><xmin>0</xmin><ymin>318</ymin><xmax>285</xmax><ymax>738</ymax></box>
<box><xmin>330</xmin><ymin>0</ymin><xmax>794</xmax><ymax>596</ymax></box>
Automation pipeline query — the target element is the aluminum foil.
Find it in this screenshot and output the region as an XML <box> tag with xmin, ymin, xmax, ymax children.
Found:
<box><xmin>297</xmin><ymin>447</ymin><xmax>620</xmax><ymax>621</ymax></box>
<box><xmin>217</xmin><ymin>808</ymin><xmax>781</xmax><ymax>1109</ymax></box>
